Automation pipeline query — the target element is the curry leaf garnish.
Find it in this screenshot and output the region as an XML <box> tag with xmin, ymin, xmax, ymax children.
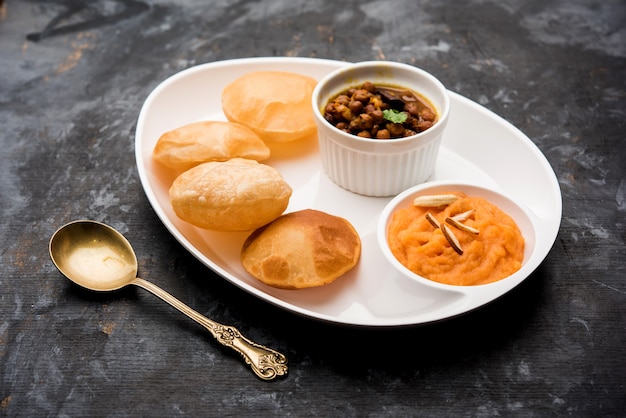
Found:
<box><xmin>382</xmin><ymin>109</ymin><xmax>408</xmax><ymax>124</ymax></box>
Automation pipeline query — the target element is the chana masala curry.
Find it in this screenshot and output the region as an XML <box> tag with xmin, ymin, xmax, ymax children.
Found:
<box><xmin>323</xmin><ymin>81</ymin><xmax>437</xmax><ymax>139</ymax></box>
<box><xmin>387</xmin><ymin>192</ymin><xmax>525</xmax><ymax>286</ymax></box>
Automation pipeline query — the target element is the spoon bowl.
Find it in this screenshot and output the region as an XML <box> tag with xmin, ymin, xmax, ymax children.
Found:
<box><xmin>49</xmin><ymin>220</ymin><xmax>287</xmax><ymax>381</ymax></box>
<box><xmin>50</xmin><ymin>220</ymin><xmax>138</xmax><ymax>291</ymax></box>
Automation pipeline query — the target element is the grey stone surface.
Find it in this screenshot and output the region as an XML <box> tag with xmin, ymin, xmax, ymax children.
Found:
<box><xmin>1</xmin><ymin>0</ymin><xmax>624</xmax><ymax>416</ymax></box>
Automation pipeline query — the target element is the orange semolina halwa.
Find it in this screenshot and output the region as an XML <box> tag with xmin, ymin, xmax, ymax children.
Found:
<box><xmin>387</xmin><ymin>192</ymin><xmax>524</xmax><ymax>286</ymax></box>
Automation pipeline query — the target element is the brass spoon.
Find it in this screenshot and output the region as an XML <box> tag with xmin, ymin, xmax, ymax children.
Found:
<box><xmin>49</xmin><ymin>220</ymin><xmax>288</xmax><ymax>381</ymax></box>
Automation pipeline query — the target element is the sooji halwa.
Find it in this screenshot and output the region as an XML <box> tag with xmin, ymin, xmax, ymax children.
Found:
<box><xmin>387</xmin><ymin>192</ymin><xmax>525</xmax><ymax>286</ymax></box>
<box><xmin>323</xmin><ymin>81</ymin><xmax>437</xmax><ymax>139</ymax></box>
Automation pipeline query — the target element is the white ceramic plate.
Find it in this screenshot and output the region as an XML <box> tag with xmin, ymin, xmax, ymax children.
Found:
<box><xmin>135</xmin><ymin>57</ymin><xmax>562</xmax><ymax>327</ymax></box>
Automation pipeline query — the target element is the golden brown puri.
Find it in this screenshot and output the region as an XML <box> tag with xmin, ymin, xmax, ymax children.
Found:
<box><xmin>222</xmin><ymin>71</ymin><xmax>318</xmax><ymax>143</ymax></box>
<box><xmin>153</xmin><ymin>121</ymin><xmax>270</xmax><ymax>171</ymax></box>
<box><xmin>169</xmin><ymin>158</ymin><xmax>292</xmax><ymax>231</ymax></box>
<box><xmin>241</xmin><ymin>209</ymin><xmax>361</xmax><ymax>289</ymax></box>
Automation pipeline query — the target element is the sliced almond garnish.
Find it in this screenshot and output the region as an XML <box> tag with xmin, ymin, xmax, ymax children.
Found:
<box><xmin>413</xmin><ymin>194</ymin><xmax>458</xmax><ymax>207</ymax></box>
<box><xmin>425</xmin><ymin>212</ymin><xmax>440</xmax><ymax>228</ymax></box>
<box><xmin>446</xmin><ymin>217</ymin><xmax>480</xmax><ymax>235</ymax></box>
<box><xmin>450</xmin><ymin>209</ymin><xmax>474</xmax><ymax>222</ymax></box>
<box><xmin>441</xmin><ymin>223</ymin><xmax>463</xmax><ymax>255</ymax></box>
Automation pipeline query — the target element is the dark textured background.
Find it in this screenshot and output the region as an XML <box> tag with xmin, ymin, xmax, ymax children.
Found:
<box><xmin>1</xmin><ymin>0</ymin><xmax>624</xmax><ymax>416</ymax></box>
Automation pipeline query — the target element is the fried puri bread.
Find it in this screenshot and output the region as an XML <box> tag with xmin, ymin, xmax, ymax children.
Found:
<box><xmin>241</xmin><ymin>209</ymin><xmax>361</xmax><ymax>289</ymax></box>
<box><xmin>169</xmin><ymin>158</ymin><xmax>292</xmax><ymax>231</ymax></box>
<box><xmin>153</xmin><ymin>121</ymin><xmax>270</xmax><ymax>171</ymax></box>
<box><xmin>221</xmin><ymin>71</ymin><xmax>318</xmax><ymax>143</ymax></box>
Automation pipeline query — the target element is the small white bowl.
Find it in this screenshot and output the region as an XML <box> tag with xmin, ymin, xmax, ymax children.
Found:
<box><xmin>312</xmin><ymin>61</ymin><xmax>450</xmax><ymax>196</ymax></box>
<box><xmin>377</xmin><ymin>180</ymin><xmax>538</xmax><ymax>287</ymax></box>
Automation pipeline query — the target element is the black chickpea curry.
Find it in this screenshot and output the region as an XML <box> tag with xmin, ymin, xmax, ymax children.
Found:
<box><xmin>323</xmin><ymin>81</ymin><xmax>438</xmax><ymax>140</ymax></box>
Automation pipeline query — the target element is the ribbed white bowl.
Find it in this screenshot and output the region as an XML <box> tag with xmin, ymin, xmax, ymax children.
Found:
<box><xmin>312</xmin><ymin>61</ymin><xmax>450</xmax><ymax>196</ymax></box>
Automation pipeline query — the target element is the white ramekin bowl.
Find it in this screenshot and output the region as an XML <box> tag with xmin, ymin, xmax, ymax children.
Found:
<box><xmin>312</xmin><ymin>61</ymin><xmax>450</xmax><ymax>197</ymax></box>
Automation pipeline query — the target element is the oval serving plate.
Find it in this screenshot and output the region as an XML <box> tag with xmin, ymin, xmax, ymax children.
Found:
<box><xmin>135</xmin><ymin>57</ymin><xmax>561</xmax><ymax>327</ymax></box>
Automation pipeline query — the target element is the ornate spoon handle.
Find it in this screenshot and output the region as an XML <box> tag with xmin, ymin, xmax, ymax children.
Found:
<box><xmin>132</xmin><ymin>278</ymin><xmax>288</xmax><ymax>380</ymax></box>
